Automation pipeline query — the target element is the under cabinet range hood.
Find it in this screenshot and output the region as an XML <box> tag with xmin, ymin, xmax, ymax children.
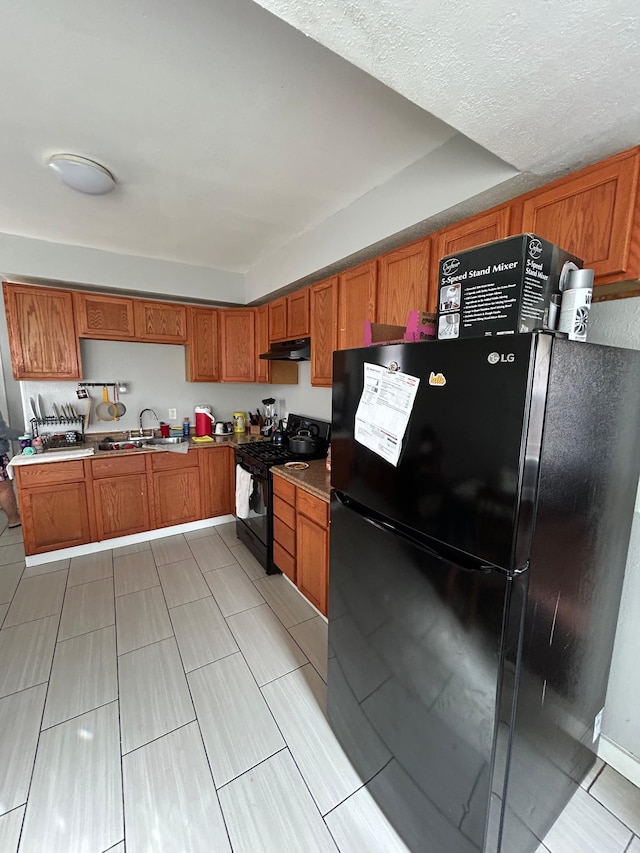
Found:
<box><xmin>259</xmin><ymin>337</ymin><xmax>311</xmax><ymax>360</ymax></box>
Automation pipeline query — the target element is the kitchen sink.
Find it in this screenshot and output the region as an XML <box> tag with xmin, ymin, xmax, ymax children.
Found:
<box><xmin>98</xmin><ymin>436</ymin><xmax>188</xmax><ymax>451</ymax></box>
<box><xmin>98</xmin><ymin>439</ymin><xmax>145</xmax><ymax>451</ymax></box>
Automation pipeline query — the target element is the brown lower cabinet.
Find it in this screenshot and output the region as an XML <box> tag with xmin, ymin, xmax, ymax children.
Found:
<box><xmin>199</xmin><ymin>447</ymin><xmax>234</xmax><ymax>519</ymax></box>
<box><xmin>272</xmin><ymin>472</ymin><xmax>329</xmax><ymax>615</ymax></box>
<box><xmin>16</xmin><ymin>461</ymin><xmax>92</xmax><ymax>554</ymax></box>
<box><xmin>15</xmin><ymin>447</ymin><xmax>234</xmax><ymax>556</ymax></box>
<box><xmin>149</xmin><ymin>451</ymin><xmax>202</xmax><ymax>528</ymax></box>
<box><xmin>91</xmin><ymin>455</ymin><xmax>150</xmax><ymax>540</ymax></box>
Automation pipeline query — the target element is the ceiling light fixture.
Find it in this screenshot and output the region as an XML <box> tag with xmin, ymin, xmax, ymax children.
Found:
<box><xmin>48</xmin><ymin>154</ymin><xmax>116</xmax><ymax>195</ymax></box>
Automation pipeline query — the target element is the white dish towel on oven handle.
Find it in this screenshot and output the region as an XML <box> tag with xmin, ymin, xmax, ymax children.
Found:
<box><xmin>235</xmin><ymin>464</ymin><xmax>252</xmax><ymax>519</ymax></box>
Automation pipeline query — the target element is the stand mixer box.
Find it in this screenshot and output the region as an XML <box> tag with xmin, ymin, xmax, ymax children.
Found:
<box><xmin>437</xmin><ymin>234</ymin><xmax>582</xmax><ymax>340</ymax></box>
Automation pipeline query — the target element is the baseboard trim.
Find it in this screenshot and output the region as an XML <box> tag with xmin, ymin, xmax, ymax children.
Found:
<box><xmin>24</xmin><ymin>515</ymin><xmax>236</xmax><ymax>566</ymax></box>
<box><xmin>597</xmin><ymin>734</ymin><xmax>640</xmax><ymax>788</ymax></box>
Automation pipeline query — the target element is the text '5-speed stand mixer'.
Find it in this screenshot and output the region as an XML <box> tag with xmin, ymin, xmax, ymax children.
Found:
<box><xmin>260</xmin><ymin>398</ymin><xmax>276</xmax><ymax>437</ymax></box>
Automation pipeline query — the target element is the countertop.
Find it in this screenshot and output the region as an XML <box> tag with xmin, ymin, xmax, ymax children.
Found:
<box><xmin>10</xmin><ymin>433</ymin><xmax>333</xmax><ymax>504</ymax></box>
<box><xmin>272</xmin><ymin>459</ymin><xmax>331</xmax><ymax>502</ymax></box>
<box><xmin>9</xmin><ymin>430</ymin><xmax>263</xmax><ymax>468</ymax></box>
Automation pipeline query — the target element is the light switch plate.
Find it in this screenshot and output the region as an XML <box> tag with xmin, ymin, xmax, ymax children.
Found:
<box><xmin>168</xmin><ymin>408</ymin><xmax>177</xmax><ymax>420</ymax></box>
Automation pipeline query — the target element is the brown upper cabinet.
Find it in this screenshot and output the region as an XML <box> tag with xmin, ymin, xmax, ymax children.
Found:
<box><xmin>268</xmin><ymin>297</ymin><xmax>288</xmax><ymax>341</ymax></box>
<box><xmin>338</xmin><ymin>260</ymin><xmax>377</xmax><ymax>350</ymax></box>
<box><xmin>3</xmin><ymin>283</ymin><xmax>82</xmax><ymax>380</ymax></box>
<box><xmin>310</xmin><ymin>277</ymin><xmax>338</xmax><ymax>387</ymax></box>
<box><xmin>287</xmin><ymin>288</ymin><xmax>310</xmax><ymax>338</ymax></box>
<box><xmin>74</xmin><ymin>292</ymin><xmax>136</xmax><ymax>340</ymax></box>
<box><xmin>133</xmin><ymin>300</ymin><xmax>187</xmax><ymax>343</ymax></box>
<box><xmin>517</xmin><ymin>148</ymin><xmax>640</xmax><ymax>286</ymax></box>
<box><xmin>269</xmin><ymin>290</ymin><xmax>310</xmax><ymax>341</ymax></box>
<box><xmin>185</xmin><ymin>306</ymin><xmax>219</xmax><ymax>382</ymax></box>
<box><xmin>377</xmin><ymin>237</ymin><xmax>431</xmax><ymax>326</ymax></box>
<box><xmin>219</xmin><ymin>308</ymin><xmax>256</xmax><ymax>382</ymax></box>
<box><xmin>430</xmin><ymin>207</ymin><xmax>512</xmax><ymax>311</ymax></box>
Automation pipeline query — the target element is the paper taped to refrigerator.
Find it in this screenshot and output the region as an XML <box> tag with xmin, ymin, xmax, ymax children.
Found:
<box><xmin>355</xmin><ymin>363</ymin><xmax>420</xmax><ymax>466</ymax></box>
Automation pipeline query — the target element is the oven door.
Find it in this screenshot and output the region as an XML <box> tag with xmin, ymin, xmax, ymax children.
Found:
<box><xmin>235</xmin><ymin>454</ymin><xmax>271</xmax><ymax>570</ymax></box>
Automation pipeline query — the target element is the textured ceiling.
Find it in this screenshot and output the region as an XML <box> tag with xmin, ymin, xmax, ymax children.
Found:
<box><xmin>253</xmin><ymin>0</ymin><xmax>640</xmax><ymax>175</ymax></box>
<box><xmin>0</xmin><ymin>0</ymin><xmax>454</xmax><ymax>272</ymax></box>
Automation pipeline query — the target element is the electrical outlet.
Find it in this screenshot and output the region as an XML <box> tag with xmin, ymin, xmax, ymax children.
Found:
<box><xmin>168</xmin><ymin>408</ymin><xmax>177</xmax><ymax>421</ymax></box>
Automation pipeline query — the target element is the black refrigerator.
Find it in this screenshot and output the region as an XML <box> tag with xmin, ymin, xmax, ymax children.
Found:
<box><xmin>328</xmin><ymin>331</ymin><xmax>640</xmax><ymax>852</ymax></box>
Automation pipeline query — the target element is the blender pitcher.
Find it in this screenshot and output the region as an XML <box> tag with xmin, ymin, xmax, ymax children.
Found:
<box><xmin>261</xmin><ymin>398</ymin><xmax>276</xmax><ymax>436</ymax></box>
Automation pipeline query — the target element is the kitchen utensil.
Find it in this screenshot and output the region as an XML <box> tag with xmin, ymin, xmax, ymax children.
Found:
<box><xmin>29</xmin><ymin>397</ymin><xmax>39</xmax><ymax>421</ymax></box>
<box><xmin>84</xmin><ymin>395</ymin><xmax>92</xmax><ymax>430</ymax></box>
<box><xmin>288</xmin><ymin>425</ymin><xmax>321</xmax><ymax>456</ymax></box>
<box><xmin>96</xmin><ymin>386</ymin><xmax>117</xmax><ymax>421</ymax></box>
<box><xmin>112</xmin><ymin>386</ymin><xmax>126</xmax><ymax>420</ymax></box>
<box><xmin>37</xmin><ymin>395</ymin><xmax>46</xmax><ymax>420</ymax></box>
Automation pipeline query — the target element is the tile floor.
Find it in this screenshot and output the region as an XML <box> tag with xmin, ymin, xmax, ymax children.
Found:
<box><xmin>0</xmin><ymin>520</ymin><xmax>639</xmax><ymax>852</ymax></box>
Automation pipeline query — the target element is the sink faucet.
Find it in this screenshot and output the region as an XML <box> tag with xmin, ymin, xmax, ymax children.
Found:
<box><xmin>138</xmin><ymin>408</ymin><xmax>159</xmax><ymax>436</ymax></box>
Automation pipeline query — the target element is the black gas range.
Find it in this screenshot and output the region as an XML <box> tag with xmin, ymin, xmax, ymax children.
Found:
<box><xmin>235</xmin><ymin>414</ymin><xmax>331</xmax><ymax>574</ymax></box>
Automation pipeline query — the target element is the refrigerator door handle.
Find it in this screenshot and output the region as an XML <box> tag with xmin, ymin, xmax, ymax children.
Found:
<box><xmin>334</xmin><ymin>490</ymin><xmax>505</xmax><ymax>576</ymax></box>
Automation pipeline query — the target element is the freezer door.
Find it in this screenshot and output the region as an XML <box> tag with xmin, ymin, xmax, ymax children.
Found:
<box><xmin>332</xmin><ymin>334</ymin><xmax>545</xmax><ymax>571</ymax></box>
<box><xmin>327</xmin><ymin>499</ymin><xmax>513</xmax><ymax>851</ymax></box>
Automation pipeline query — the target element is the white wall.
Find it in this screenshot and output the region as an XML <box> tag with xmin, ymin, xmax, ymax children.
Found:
<box><xmin>588</xmin><ymin>296</ymin><xmax>640</xmax><ymax>761</ymax></box>
<box><xmin>0</xmin><ymin>232</ymin><xmax>244</xmax><ymax>303</ymax></box>
<box><xmin>244</xmin><ymin>135</ymin><xmax>520</xmax><ymax>301</ymax></box>
<box><xmin>20</xmin><ymin>339</ymin><xmax>331</xmax><ymax>438</ymax></box>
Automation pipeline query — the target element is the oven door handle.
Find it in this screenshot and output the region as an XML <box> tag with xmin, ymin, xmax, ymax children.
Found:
<box><xmin>235</xmin><ymin>456</ymin><xmax>267</xmax><ymax>480</ymax></box>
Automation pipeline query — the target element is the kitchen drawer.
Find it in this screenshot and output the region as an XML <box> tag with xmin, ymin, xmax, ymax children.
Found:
<box><xmin>16</xmin><ymin>460</ymin><xmax>86</xmax><ymax>487</ymax></box>
<box><xmin>273</xmin><ymin>540</ymin><xmax>296</xmax><ymax>582</ymax></box>
<box><xmin>273</xmin><ymin>474</ymin><xmax>296</xmax><ymax>505</ymax></box>
<box><xmin>91</xmin><ymin>454</ymin><xmax>147</xmax><ymax>479</ymax></box>
<box><xmin>273</xmin><ymin>516</ymin><xmax>295</xmax><ymax>555</ymax></box>
<box><xmin>296</xmin><ymin>488</ymin><xmax>329</xmax><ymax>527</ymax></box>
<box><xmin>273</xmin><ymin>494</ymin><xmax>295</xmax><ymax>529</ymax></box>
<box><xmin>150</xmin><ymin>450</ymin><xmax>198</xmax><ymax>471</ymax></box>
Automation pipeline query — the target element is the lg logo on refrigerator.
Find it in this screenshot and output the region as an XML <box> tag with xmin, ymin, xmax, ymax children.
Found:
<box><xmin>488</xmin><ymin>352</ymin><xmax>515</xmax><ymax>364</ymax></box>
